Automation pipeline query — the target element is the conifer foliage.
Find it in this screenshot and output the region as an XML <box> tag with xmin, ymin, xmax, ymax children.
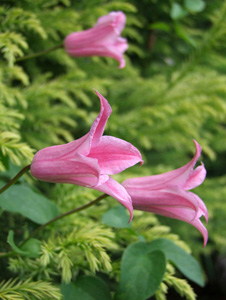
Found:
<box><xmin>0</xmin><ymin>0</ymin><xmax>226</xmax><ymax>299</ymax></box>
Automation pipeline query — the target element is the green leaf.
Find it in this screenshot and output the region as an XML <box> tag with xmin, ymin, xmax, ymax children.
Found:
<box><xmin>102</xmin><ymin>205</ymin><xmax>131</xmax><ymax>228</ymax></box>
<box><xmin>174</xmin><ymin>23</ymin><xmax>197</xmax><ymax>47</ymax></box>
<box><xmin>61</xmin><ymin>276</ymin><xmax>112</xmax><ymax>300</ymax></box>
<box><xmin>149</xmin><ymin>22</ymin><xmax>170</xmax><ymax>32</ymax></box>
<box><xmin>0</xmin><ymin>183</ymin><xmax>59</xmax><ymax>224</ymax></box>
<box><xmin>0</xmin><ymin>152</ymin><xmax>9</xmax><ymax>169</ymax></box>
<box><xmin>184</xmin><ymin>0</ymin><xmax>205</xmax><ymax>12</ymax></box>
<box><xmin>116</xmin><ymin>242</ymin><xmax>166</xmax><ymax>300</ymax></box>
<box><xmin>7</xmin><ymin>231</ymin><xmax>41</xmax><ymax>257</ymax></box>
<box><xmin>147</xmin><ymin>238</ymin><xmax>204</xmax><ymax>286</ymax></box>
<box><xmin>170</xmin><ymin>3</ymin><xmax>188</xmax><ymax>20</ymax></box>
<box><xmin>7</xmin><ymin>230</ymin><xmax>28</xmax><ymax>255</ymax></box>
<box><xmin>21</xmin><ymin>238</ymin><xmax>41</xmax><ymax>258</ymax></box>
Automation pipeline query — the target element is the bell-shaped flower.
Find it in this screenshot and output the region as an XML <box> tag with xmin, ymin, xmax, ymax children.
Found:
<box><xmin>122</xmin><ymin>140</ymin><xmax>208</xmax><ymax>246</ymax></box>
<box><xmin>64</xmin><ymin>11</ymin><xmax>128</xmax><ymax>68</ymax></box>
<box><xmin>31</xmin><ymin>91</ymin><xmax>142</xmax><ymax>220</ymax></box>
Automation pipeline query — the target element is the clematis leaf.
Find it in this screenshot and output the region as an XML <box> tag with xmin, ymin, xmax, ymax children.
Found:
<box><xmin>170</xmin><ymin>3</ymin><xmax>188</xmax><ymax>20</ymax></box>
<box><xmin>7</xmin><ymin>231</ymin><xmax>41</xmax><ymax>257</ymax></box>
<box><xmin>184</xmin><ymin>0</ymin><xmax>206</xmax><ymax>12</ymax></box>
<box><xmin>0</xmin><ymin>181</ymin><xmax>59</xmax><ymax>224</ymax></box>
<box><xmin>21</xmin><ymin>238</ymin><xmax>42</xmax><ymax>258</ymax></box>
<box><xmin>147</xmin><ymin>238</ymin><xmax>204</xmax><ymax>286</ymax></box>
<box><xmin>7</xmin><ymin>230</ymin><xmax>28</xmax><ymax>255</ymax></box>
<box><xmin>61</xmin><ymin>276</ymin><xmax>112</xmax><ymax>300</ymax></box>
<box><xmin>116</xmin><ymin>242</ymin><xmax>166</xmax><ymax>300</ymax></box>
<box><xmin>102</xmin><ymin>205</ymin><xmax>131</xmax><ymax>228</ymax></box>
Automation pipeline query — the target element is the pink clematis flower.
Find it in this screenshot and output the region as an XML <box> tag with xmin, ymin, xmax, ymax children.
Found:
<box><xmin>64</xmin><ymin>11</ymin><xmax>128</xmax><ymax>68</ymax></box>
<box><xmin>122</xmin><ymin>140</ymin><xmax>208</xmax><ymax>246</ymax></box>
<box><xmin>31</xmin><ymin>91</ymin><xmax>142</xmax><ymax>220</ymax></box>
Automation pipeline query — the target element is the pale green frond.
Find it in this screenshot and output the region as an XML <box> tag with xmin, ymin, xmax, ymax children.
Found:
<box><xmin>0</xmin><ymin>131</ymin><xmax>34</xmax><ymax>166</ymax></box>
<box><xmin>0</xmin><ymin>32</ymin><xmax>28</xmax><ymax>66</ymax></box>
<box><xmin>38</xmin><ymin>225</ymin><xmax>116</xmax><ymax>282</ymax></box>
<box><xmin>0</xmin><ymin>82</ymin><xmax>27</xmax><ymax>108</ymax></box>
<box><xmin>155</xmin><ymin>263</ymin><xmax>196</xmax><ymax>300</ymax></box>
<box><xmin>1</xmin><ymin>7</ymin><xmax>47</xmax><ymax>39</ymax></box>
<box><xmin>0</xmin><ymin>278</ymin><xmax>62</xmax><ymax>300</ymax></box>
<box><xmin>165</xmin><ymin>275</ymin><xmax>197</xmax><ymax>300</ymax></box>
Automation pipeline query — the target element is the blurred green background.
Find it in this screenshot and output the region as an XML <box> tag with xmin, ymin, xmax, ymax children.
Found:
<box><xmin>0</xmin><ymin>0</ymin><xmax>226</xmax><ymax>299</ymax></box>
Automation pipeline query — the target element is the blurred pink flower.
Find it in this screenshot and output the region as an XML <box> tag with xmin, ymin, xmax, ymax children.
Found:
<box><xmin>31</xmin><ymin>91</ymin><xmax>142</xmax><ymax>220</ymax></box>
<box><xmin>64</xmin><ymin>11</ymin><xmax>128</xmax><ymax>68</ymax></box>
<box><xmin>122</xmin><ymin>140</ymin><xmax>208</xmax><ymax>246</ymax></box>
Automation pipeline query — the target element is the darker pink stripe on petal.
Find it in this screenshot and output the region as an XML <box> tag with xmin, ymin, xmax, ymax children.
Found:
<box><xmin>88</xmin><ymin>135</ymin><xmax>143</xmax><ymax>175</ymax></box>
<box><xmin>31</xmin><ymin>154</ymin><xmax>100</xmax><ymax>187</ymax></box>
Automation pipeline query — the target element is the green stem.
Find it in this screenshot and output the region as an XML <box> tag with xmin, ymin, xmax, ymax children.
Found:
<box><xmin>0</xmin><ymin>251</ymin><xmax>14</xmax><ymax>258</ymax></box>
<box><xmin>20</xmin><ymin>193</ymin><xmax>107</xmax><ymax>246</ymax></box>
<box><xmin>0</xmin><ymin>165</ymin><xmax>31</xmax><ymax>195</ymax></box>
<box><xmin>16</xmin><ymin>43</ymin><xmax>64</xmax><ymax>62</ymax></box>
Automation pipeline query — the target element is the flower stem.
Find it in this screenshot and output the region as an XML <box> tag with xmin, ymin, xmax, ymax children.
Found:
<box><xmin>16</xmin><ymin>44</ymin><xmax>64</xmax><ymax>62</ymax></box>
<box><xmin>0</xmin><ymin>251</ymin><xmax>14</xmax><ymax>258</ymax></box>
<box><xmin>0</xmin><ymin>165</ymin><xmax>31</xmax><ymax>195</ymax></box>
<box><xmin>20</xmin><ymin>193</ymin><xmax>108</xmax><ymax>246</ymax></box>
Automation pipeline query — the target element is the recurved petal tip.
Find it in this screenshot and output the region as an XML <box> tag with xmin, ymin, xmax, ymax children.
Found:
<box><xmin>195</xmin><ymin>219</ymin><xmax>208</xmax><ymax>248</ymax></box>
<box><xmin>94</xmin><ymin>176</ymin><xmax>133</xmax><ymax>221</ymax></box>
<box><xmin>192</xmin><ymin>139</ymin><xmax>202</xmax><ymax>157</ymax></box>
<box><xmin>118</xmin><ymin>58</ymin><xmax>126</xmax><ymax>69</ymax></box>
<box><xmin>89</xmin><ymin>91</ymin><xmax>112</xmax><ymax>146</ymax></box>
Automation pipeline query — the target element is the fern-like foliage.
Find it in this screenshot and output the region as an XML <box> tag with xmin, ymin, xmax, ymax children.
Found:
<box><xmin>1</xmin><ymin>0</ymin><xmax>226</xmax><ymax>299</ymax></box>
<box><xmin>0</xmin><ymin>32</ymin><xmax>28</xmax><ymax>67</ymax></box>
<box><xmin>0</xmin><ymin>278</ymin><xmax>61</xmax><ymax>300</ymax></box>
<box><xmin>40</xmin><ymin>224</ymin><xmax>115</xmax><ymax>282</ymax></box>
<box><xmin>155</xmin><ymin>263</ymin><xmax>196</xmax><ymax>300</ymax></box>
<box><xmin>9</xmin><ymin>223</ymin><xmax>116</xmax><ymax>283</ymax></box>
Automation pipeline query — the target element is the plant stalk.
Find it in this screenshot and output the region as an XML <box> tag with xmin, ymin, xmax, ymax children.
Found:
<box><xmin>16</xmin><ymin>44</ymin><xmax>64</xmax><ymax>62</ymax></box>
<box><xmin>0</xmin><ymin>165</ymin><xmax>31</xmax><ymax>195</ymax></box>
<box><xmin>20</xmin><ymin>193</ymin><xmax>107</xmax><ymax>246</ymax></box>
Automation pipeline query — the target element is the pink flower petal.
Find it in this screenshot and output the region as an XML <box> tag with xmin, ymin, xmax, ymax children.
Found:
<box><xmin>189</xmin><ymin>219</ymin><xmax>208</xmax><ymax>247</ymax></box>
<box><xmin>94</xmin><ymin>176</ymin><xmax>133</xmax><ymax>221</ymax></box>
<box><xmin>88</xmin><ymin>135</ymin><xmax>143</xmax><ymax>175</ymax></box>
<box><xmin>31</xmin><ymin>153</ymin><xmax>100</xmax><ymax>187</ymax></box>
<box><xmin>127</xmin><ymin>187</ymin><xmax>200</xmax><ymax>217</ymax></box>
<box><xmin>32</xmin><ymin>133</ymin><xmax>90</xmax><ymax>162</ymax></box>
<box><xmin>64</xmin><ymin>11</ymin><xmax>128</xmax><ymax>68</ymax></box>
<box><xmin>30</xmin><ymin>91</ymin><xmax>145</xmax><ymax>219</ymax></box>
<box><xmin>65</xmin><ymin>25</ymin><xmax>115</xmax><ymax>49</ymax></box>
<box><xmin>89</xmin><ymin>90</ymin><xmax>112</xmax><ymax>146</ymax></box>
<box><xmin>184</xmin><ymin>163</ymin><xmax>206</xmax><ymax>190</ymax></box>
<box><xmin>190</xmin><ymin>192</ymin><xmax>208</xmax><ymax>222</ymax></box>
<box><xmin>134</xmin><ymin>204</ymin><xmax>208</xmax><ymax>247</ymax></box>
<box><xmin>122</xmin><ymin>140</ymin><xmax>203</xmax><ymax>190</ymax></box>
<box><xmin>122</xmin><ymin>140</ymin><xmax>208</xmax><ymax>246</ymax></box>
<box><xmin>97</xmin><ymin>11</ymin><xmax>126</xmax><ymax>34</ymax></box>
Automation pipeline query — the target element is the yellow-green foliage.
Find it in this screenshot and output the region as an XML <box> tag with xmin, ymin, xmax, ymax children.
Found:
<box><xmin>155</xmin><ymin>264</ymin><xmax>196</xmax><ymax>300</ymax></box>
<box><xmin>1</xmin><ymin>0</ymin><xmax>226</xmax><ymax>299</ymax></box>
<box><xmin>40</xmin><ymin>224</ymin><xmax>115</xmax><ymax>281</ymax></box>
<box><xmin>0</xmin><ymin>278</ymin><xmax>61</xmax><ymax>300</ymax></box>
